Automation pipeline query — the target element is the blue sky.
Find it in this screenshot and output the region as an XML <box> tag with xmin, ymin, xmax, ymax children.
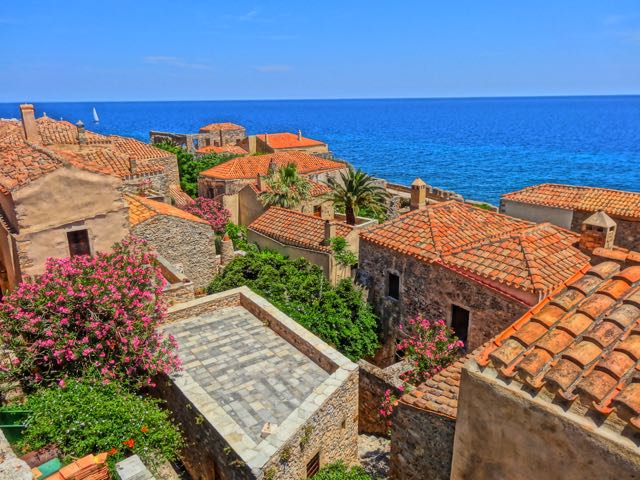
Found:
<box><xmin>1</xmin><ymin>0</ymin><xmax>639</xmax><ymax>101</ymax></box>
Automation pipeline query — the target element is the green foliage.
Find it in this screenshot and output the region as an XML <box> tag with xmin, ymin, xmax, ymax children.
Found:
<box><xmin>258</xmin><ymin>163</ymin><xmax>312</xmax><ymax>208</ymax></box>
<box><xmin>473</xmin><ymin>203</ymin><xmax>495</xmax><ymax>211</ymax></box>
<box><xmin>330</xmin><ymin>236</ymin><xmax>358</xmax><ymax>267</ymax></box>
<box><xmin>224</xmin><ymin>222</ymin><xmax>254</xmax><ymax>251</ymax></box>
<box><xmin>329</xmin><ymin>167</ymin><xmax>389</xmax><ymax>225</ymax></box>
<box><xmin>313</xmin><ymin>462</ymin><xmax>373</xmax><ymax>480</ymax></box>
<box><xmin>11</xmin><ymin>378</ymin><xmax>184</xmax><ymax>474</ymax></box>
<box><xmin>208</xmin><ymin>251</ymin><xmax>379</xmax><ymax>360</ymax></box>
<box><xmin>155</xmin><ymin>142</ymin><xmax>235</xmax><ymax>197</ymax></box>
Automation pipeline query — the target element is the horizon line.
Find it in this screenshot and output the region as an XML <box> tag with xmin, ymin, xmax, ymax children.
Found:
<box><xmin>1</xmin><ymin>93</ymin><xmax>639</xmax><ymax>104</ymax></box>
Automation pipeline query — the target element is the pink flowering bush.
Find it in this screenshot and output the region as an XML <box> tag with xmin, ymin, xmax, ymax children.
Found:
<box><xmin>380</xmin><ymin>316</ymin><xmax>463</xmax><ymax>427</ymax></box>
<box><xmin>182</xmin><ymin>197</ymin><xmax>230</xmax><ymax>233</ymax></box>
<box><xmin>0</xmin><ymin>237</ymin><xmax>180</xmax><ymax>388</ymax></box>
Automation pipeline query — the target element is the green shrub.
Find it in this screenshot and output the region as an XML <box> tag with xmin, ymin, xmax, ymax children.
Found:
<box><xmin>313</xmin><ymin>461</ymin><xmax>372</xmax><ymax>480</ymax></box>
<box><xmin>12</xmin><ymin>378</ymin><xmax>184</xmax><ymax>474</ymax></box>
<box><xmin>208</xmin><ymin>251</ymin><xmax>379</xmax><ymax>361</ymax></box>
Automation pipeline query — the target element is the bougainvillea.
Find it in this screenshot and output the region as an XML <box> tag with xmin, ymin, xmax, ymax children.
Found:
<box><xmin>380</xmin><ymin>316</ymin><xmax>463</xmax><ymax>426</ymax></box>
<box><xmin>182</xmin><ymin>197</ymin><xmax>230</xmax><ymax>233</ymax></box>
<box><xmin>0</xmin><ymin>237</ymin><xmax>180</xmax><ymax>388</ymax></box>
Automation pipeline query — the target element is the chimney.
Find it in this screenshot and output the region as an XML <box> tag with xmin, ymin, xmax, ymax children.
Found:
<box><xmin>410</xmin><ymin>178</ymin><xmax>427</xmax><ymax>211</ymax></box>
<box><xmin>76</xmin><ymin>120</ymin><xmax>86</xmax><ymax>144</ymax></box>
<box><xmin>579</xmin><ymin>211</ymin><xmax>617</xmax><ymax>251</ymax></box>
<box><xmin>264</xmin><ymin>133</ymin><xmax>269</xmax><ymax>145</ymax></box>
<box><xmin>298</xmin><ymin>129</ymin><xmax>302</xmax><ymax>141</ymax></box>
<box><xmin>256</xmin><ymin>174</ymin><xmax>262</xmax><ymax>191</ymax></box>
<box><xmin>19</xmin><ymin>104</ymin><xmax>41</xmax><ymax>144</ymax></box>
<box><xmin>130</xmin><ymin>158</ymin><xmax>137</xmax><ymax>176</ymax></box>
<box><xmin>324</xmin><ymin>220</ymin><xmax>336</xmax><ymax>245</ymax></box>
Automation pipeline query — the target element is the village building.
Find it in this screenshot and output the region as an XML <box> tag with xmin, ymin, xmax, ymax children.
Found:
<box><xmin>452</xmin><ymin>261</ymin><xmax>640</xmax><ymax>479</ymax></box>
<box><xmin>198</xmin><ymin>151</ymin><xmax>348</xmax><ymax>222</ymax></box>
<box><xmin>358</xmin><ymin>183</ymin><xmax>591</xmax><ymax>365</ymax></box>
<box><xmin>150</xmin><ymin>122</ymin><xmax>246</xmax><ymax>154</ymax></box>
<box><xmin>238</xmin><ymin>132</ymin><xmax>329</xmax><ymax>155</ymax></box>
<box><xmin>248</xmin><ymin>207</ymin><xmax>374</xmax><ymax>284</ymax></box>
<box><xmin>196</xmin><ymin>144</ymin><xmax>249</xmax><ymax>156</ymax></box>
<box><xmin>124</xmin><ymin>194</ymin><xmax>218</xmax><ymax>290</ymax></box>
<box><xmin>156</xmin><ymin>286</ymin><xmax>359</xmax><ymax>480</ymax></box>
<box><xmin>500</xmin><ymin>183</ymin><xmax>640</xmax><ymax>251</ymax></box>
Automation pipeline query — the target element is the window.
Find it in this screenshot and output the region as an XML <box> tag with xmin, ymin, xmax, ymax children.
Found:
<box><xmin>388</xmin><ymin>272</ymin><xmax>400</xmax><ymax>300</ymax></box>
<box><xmin>313</xmin><ymin>205</ymin><xmax>322</xmax><ymax>217</ymax></box>
<box><xmin>451</xmin><ymin>304</ymin><xmax>470</xmax><ymax>348</ymax></box>
<box><xmin>306</xmin><ymin>452</ymin><xmax>320</xmax><ymax>478</ymax></box>
<box><xmin>67</xmin><ymin>230</ymin><xmax>91</xmax><ymax>257</ymax></box>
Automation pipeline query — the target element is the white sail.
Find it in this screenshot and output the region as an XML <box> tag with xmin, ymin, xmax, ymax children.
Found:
<box><xmin>92</xmin><ymin>107</ymin><xmax>99</xmax><ymax>123</ymax></box>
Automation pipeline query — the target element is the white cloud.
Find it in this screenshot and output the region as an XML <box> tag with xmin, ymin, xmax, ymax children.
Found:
<box><xmin>144</xmin><ymin>56</ymin><xmax>213</xmax><ymax>70</ymax></box>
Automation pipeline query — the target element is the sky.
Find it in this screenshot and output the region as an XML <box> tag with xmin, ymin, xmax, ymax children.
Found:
<box><xmin>1</xmin><ymin>0</ymin><xmax>639</xmax><ymax>102</ymax></box>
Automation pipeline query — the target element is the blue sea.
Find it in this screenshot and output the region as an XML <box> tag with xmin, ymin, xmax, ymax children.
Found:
<box><xmin>1</xmin><ymin>96</ymin><xmax>638</xmax><ymax>205</ymax></box>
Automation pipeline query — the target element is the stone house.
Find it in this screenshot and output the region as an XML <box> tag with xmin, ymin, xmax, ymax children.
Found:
<box><xmin>452</xmin><ymin>261</ymin><xmax>640</xmax><ymax>479</ymax></box>
<box><xmin>248</xmin><ymin>207</ymin><xmax>375</xmax><ymax>285</ymax></box>
<box><xmin>500</xmin><ymin>183</ymin><xmax>640</xmax><ymax>251</ymax></box>
<box><xmin>150</xmin><ymin>122</ymin><xmax>246</xmax><ymax>154</ymax></box>
<box><xmin>237</xmin><ymin>176</ymin><xmax>334</xmax><ymax>227</ymax></box>
<box><xmin>156</xmin><ymin>287</ymin><xmax>359</xmax><ymax>480</ymax></box>
<box><xmin>358</xmin><ymin>193</ymin><xmax>590</xmax><ymax>365</ymax></box>
<box><xmin>198</xmin><ymin>151</ymin><xmax>348</xmax><ymax>222</ymax></box>
<box><xmin>125</xmin><ymin>194</ymin><xmax>218</xmax><ymax>290</ymax></box>
<box><xmin>240</xmin><ymin>132</ymin><xmax>329</xmax><ymax>155</ymax></box>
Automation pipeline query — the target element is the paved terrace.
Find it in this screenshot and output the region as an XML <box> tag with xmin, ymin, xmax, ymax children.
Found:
<box><xmin>164</xmin><ymin>305</ymin><xmax>329</xmax><ymax>442</ymax></box>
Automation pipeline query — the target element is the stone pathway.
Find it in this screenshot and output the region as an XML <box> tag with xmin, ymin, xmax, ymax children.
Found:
<box><xmin>359</xmin><ymin>434</ymin><xmax>390</xmax><ymax>479</ymax></box>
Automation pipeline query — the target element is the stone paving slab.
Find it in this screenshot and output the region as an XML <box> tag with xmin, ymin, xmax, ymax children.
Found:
<box><xmin>164</xmin><ymin>305</ymin><xmax>330</xmax><ymax>443</ymax></box>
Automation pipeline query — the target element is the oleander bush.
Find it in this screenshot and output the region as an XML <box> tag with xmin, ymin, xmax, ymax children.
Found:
<box><xmin>0</xmin><ymin>237</ymin><xmax>180</xmax><ymax>389</ymax></box>
<box><xmin>208</xmin><ymin>251</ymin><xmax>379</xmax><ymax>361</ymax></box>
<box><xmin>182</xmin><ymin>197</ymin><xmax>230</xmax><ymax>233</ymax></box>
<box><xmin>12</xmin><ymin>378</ymin><xmax>184</xmax><ymax>473</ymax></box>
<box><xmin>313</xmin><ymin>462</ymin><xmax>372</xmax><ymax>480</ymax></box>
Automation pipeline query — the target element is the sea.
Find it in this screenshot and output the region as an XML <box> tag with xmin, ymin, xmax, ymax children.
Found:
<box><xmin>1</xmin><ymin>96</ymin><xmax>638</xmax><ymax>205</ymax></box>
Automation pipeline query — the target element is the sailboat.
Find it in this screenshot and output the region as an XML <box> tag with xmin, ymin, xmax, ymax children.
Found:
<box><xmin>92</xmin><ymin>107</ymin><xmax>100</xmax><ymax>123</ymax></box>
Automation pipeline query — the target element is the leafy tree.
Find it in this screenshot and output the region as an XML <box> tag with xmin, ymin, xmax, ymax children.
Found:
<box><xmin>11</xmin><ymin>378</ymin><xmax>184</xmax><ymax>474</ymax></box>
<box><xmin>208</xmin><ymin>251</ymin><xmax>379</xmax><ymax>360</ymax></box>
<box><xmin>313</xmin><ymin>462</ymin><xmax>372</xmax><ymax>480</ymax></box>
<box><xmin>328</xmin><ymin>167</ymin><xmax>389</xmax><ymax>225</ymax></box>
<box><xmin>155</xmin><ymin>142</ymin><xmax>236</xmax><ymax>197</ymax></box>
<box><xmin>330</xmin><ymin>236</ymin><xmax>358</xmax><ymax>267</ymax></box>
<box><xmin>258</xmin><ymin>163</ymin><xmax>312</xmax><ymax>208</ymax></box>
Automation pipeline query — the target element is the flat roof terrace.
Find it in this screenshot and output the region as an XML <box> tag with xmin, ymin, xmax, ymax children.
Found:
<box><xmin>164</xmin><ymin>304</ymin><xmax>329</xmax><ymax>442</ymax></box>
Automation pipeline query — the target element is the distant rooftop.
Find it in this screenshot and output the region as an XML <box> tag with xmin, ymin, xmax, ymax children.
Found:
<box><xmin>196</xmin><ymin>144</ymin><xmax>248</xmax><ymax>155</ymax></box>
<box><xmin>256</xmin><ymin>132</ymin><xmax>326</xmax><ymax>149</ymax></box>
<box><xmin>199</xmin><ymin>122</ymin><xmax>245</xmax><ymax>132</ymax></box>
<box><xmin>502</xmin><ymin>183</ymin><xmax>640</xmax><ymax>220</ymax></box>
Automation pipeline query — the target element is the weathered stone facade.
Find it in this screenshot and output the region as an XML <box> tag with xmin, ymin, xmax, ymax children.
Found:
<box><xmin>358</xmin><ymin>240</ymin><xmax>529</xmax><ymax>365</ymax></box>
<box><xmin>150</xmin><ymin>125</ymin><xmax>246</xmax><ymax>154</ymax></box>
<box><xmin>132</xmin><ymin>215</ymin><xmax>218</xmax><ymax>290</ymax></box>
<box><xmin>572</xmin><ymin>209</ymin><xmax>640</xmax><ymax>251</ymax></box>
<box><xmin>357</xmin><ymin>360</ymin><xmax>406</xmax><ymax>436</ymax></box>
<box><xmin>390</xmin><ymin>403</ymin><xmax>455</xmax><ymax>480</ymax></box>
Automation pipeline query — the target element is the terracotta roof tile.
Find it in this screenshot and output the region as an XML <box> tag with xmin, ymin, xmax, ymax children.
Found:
<box><xmin>256</xmin><ymin>132</ymin><xmax>326</xmax><ymax>149</ymax></box>
<box><xmin>169</xmin><ymin>184</ymin><xmax>195</xmax><ymax>208</ymax></box>
<box><xmin>248</xmin><ymin>207</ymin><xmax>352</xmax><ymax>253</ymax></box>
<box><xmin>479</xmin><ymin>262</ymin><xmax>640</xmax><ymax>431</ymax></box>
<box><xmin>124</xmin><ymin>194</ymin><xmax>208</xmax><ymax>227</ymax></box>
<box><xmin>199</xmin><ymin>122</ymin><xmax>244</xmax><ymax>132</ymax></box>
<box><xmin>360</xmin><ymin>201</ymin><xmax>589</xmax><ymax>297</ymax></box>
<box><xmin>502</xmin><ymin>183</ymin><xmax>640</xmax><ymax>220</ymax></box>
<box><xmin>196</xmin><ymin>144</ymin><xmax>248</xmax><ymax>155</ymax></box>
<box><xmin>200</xmin><ymin>151</ymin><xmax>344</xmax><ymax>180</ymax></box>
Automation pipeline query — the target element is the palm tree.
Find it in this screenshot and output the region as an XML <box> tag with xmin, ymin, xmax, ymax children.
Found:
<box><xmin>258</xmin><ymin>163</ymin><xmax>312</xmax><ymax>209</ymax></box>
<box><xmin>329</xmin><ymin>167</ymin><xmax>389</xmax><ymax>225</ymax></box>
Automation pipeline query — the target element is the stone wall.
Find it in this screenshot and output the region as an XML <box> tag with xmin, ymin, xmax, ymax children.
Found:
<box><xmin>451</xmin><ymin>364</ymin><xmax>640</xmax><ymax>480</ymax></box>
<box><xmin>122</xmin><ymin>172</ymin><xmax>170</xmax><ymax>198</ymax></box>
<box><xmin>390</xmin><ymin>403</ymin><xmax>455</xmax><ymax>480</ymax></box>
<box><xmin>166</xmin><ymin>290</ymin><xmax>241</xmax><ymax>324</ymax></box>
<box><xmin>572</xmin><ymin>210</ymin><xmax>640</xmax><ymax>251</ymax></box>
<box><xmin>357</xmin><ymin>360</ymin><xmax>406</xmax><ymax>435</ymax></box>
<box><xmin>132</xmin><ymin>216</ymin><xmax>218</xmax><ymax>290</ymax></box>
<box><xmin>0</xmin><ymin>429</ymin><xmax>31</xmax><ymax>480</ymax></box>
<box><xmin>358</xmin><ymin>240</ymin><xmax>529</xmax><ymax>365</ymax></box>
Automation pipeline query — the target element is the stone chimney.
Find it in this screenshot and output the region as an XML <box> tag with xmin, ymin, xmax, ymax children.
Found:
<box><xmin>324</xmin><ymin>220</ymin><xmax>336</xmax><ymax>245</ymax></box>
<box><xmin>256</xmin><ymin>174</ymin><xmax>263</xmax><ymax>191</ymax></box>
<box><xmin>19</xmin><ymin>104</ymin><xmax>41</xmax><ymax>144</ymax></box>
<box><xmin>129</xmin><ymin>158</ymin><xmax>137</xmax><ymax>176</ymax></box>
<box><xmin>76</xmin><ymin>120</ymin><xmax>86</xmax><ymax>144</ymax></box>
<box><xmin>220</xmin><ymin>234</ymin><xmax>235</xmax><ymax>265</ymax></box>
<box><xmin>268</xmin><ymin>158</ymin><xmax>277</xmax><ymax>174</ymax></box>
<box><xmin>579</xmin><ymin>211</ymin><xmax>617</xmax><ymax>251</ymax></box>
<box><xmin>298</xmin><ymin>130</ymin><xmax>302</xmax><ymax>141</ymax></box>
<box><xmin>410</xmin><ymin>178</ymin><xmax>427</xmax><ymax>211</ymax></box>
<box><xmin>264</xmin><ymin>133</ymin><xmax>269</xmax><ymax>145</ymax></box>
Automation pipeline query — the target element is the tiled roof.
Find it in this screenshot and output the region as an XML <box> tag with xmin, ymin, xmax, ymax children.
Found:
<box><xmin>256</xmin><ymin>132</ymin><xmax>325</xmax><ymax>149</ymax></box>
<box><xmin>169</xmin><ymin>184</ymin><xmax>195</xmax><ymax>208</ymax></box>
<box><xmin>200</xmin><ymin>151</ymin><xmax>345</xmax><ymax>180</ymax></box>
<box><xmin>478</xmin><ymin>262</ymin><xmax>640</xmax><ymax>431</ymax></box>
<box><xmin>43</xmin><ymin>452</ymin><xmax>109</xmax><ymax>480</ymax></box>
<box><xmin>360</xmin><ymin>201</ymin><xmax>589</xmax><ymax>296</ymax></box>
<box><xmin>502</xmin><ymin>183</ymin><xmax>640</xmax><ymax>220</ymax></box>
<box><xmin>200</xmin><ymin>122</ymin><xmax>244</xmax><ymax>132</ymax></box>
<box><xmin>400</xmin><ymin>345</ymin><xmax>488</xmax><ymax>419</ymax></box>
<box><xmin>124</xmin><ymin>194</ymin><xmax>208</xmax><ymax>227</ymax></box>
<box><xmin>36</xmin><ymin>117</ymin><xmax>110</xmax><ymax>145</ymax></box>
<box><xmin>197</xmin><ymin>144</ymin><xmax>248</xmax><ymax>155</ymax></box>
<box><xmin>249</xmin><ymin>179</ymin><xmax>332</xmax><ymax>197</ymax></box>
<box><xmin>249</xmin><ymin>207</ymin><xmax>352</xmax><ymax>253</ymax></box>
